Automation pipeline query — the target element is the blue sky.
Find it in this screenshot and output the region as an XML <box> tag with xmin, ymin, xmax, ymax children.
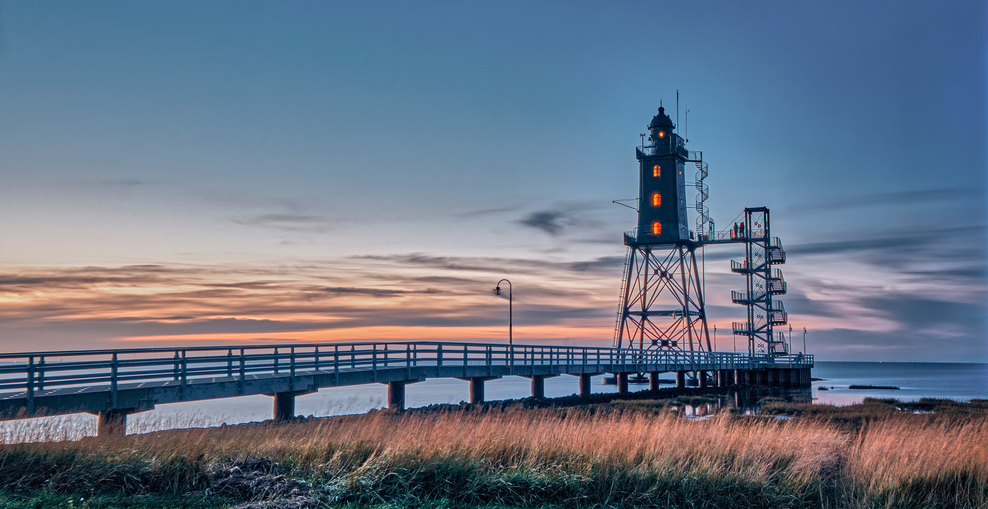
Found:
<box><xmin>0</xmin><ymin>1</ymin><xmax>985</xmax><ymax>361</ymax></box>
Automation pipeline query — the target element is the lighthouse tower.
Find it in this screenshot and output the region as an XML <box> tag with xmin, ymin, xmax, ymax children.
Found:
<box><xmin>615</xmin><ymin>106</ymin><xmax>711</xmax><ymax>352</ymax></box>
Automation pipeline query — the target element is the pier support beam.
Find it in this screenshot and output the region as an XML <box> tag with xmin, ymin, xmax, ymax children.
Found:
<box><xmin>579</xmin><ymin>374</ymin><xmax>592</xmax><ymax>397</ymax></box>
<box><xmin>526</xmin><ymin>375</ymin><xmax>556</xmax><ymax>398</ymax></box>
<box><xmin>470</xmin><ymin>377</ymin><xmax>486</xmax><ymax>404</ymax></box>
<box><xmin>388</xmin><ymin>381</ymin><xmax>406</xmax><ymax>411</ymax></box>
<box><xmin>698</xmin><ymin>371</ymin><xmax>708</xmax><ymax>388</ymax></box>
<box><xmin>649</xmin><ymin>371</ymin><xmax>660</xmax><ymax>391</ymax></box>
<box><xmin>716</xmin><ymin>370</ymin><xmax>727</xmax><ymax>387</ymax></box>
<box><xmin>616</xmin><ymin>372</ymin><xmax>629</xmax><ymax>394</ymax></box>
<box><xmin>676</xmin><ymin>370</ymin><xmax>686</xmax><ymax>388</ymax></box>
<box><xmin>273</xmin><ymin>392</ymin><xmax>296</xmax><ymax>422</ymax></box>
<box><xmin>97</xmin><ymin>410</ymin><xmax>128</xmax><ymax>438</ymax></box>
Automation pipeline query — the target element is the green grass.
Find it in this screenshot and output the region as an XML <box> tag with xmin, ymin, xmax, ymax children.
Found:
<box><xmin>0</xmin><ymin>491</ymin><xmax>237</xmax><ymax>509</ymax></box>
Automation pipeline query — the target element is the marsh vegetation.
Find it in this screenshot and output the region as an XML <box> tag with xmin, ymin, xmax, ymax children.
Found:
<box><xmin>0</xmin><ymin>397</ymin><xmax>985</xmax><ymax>508</ymax></box>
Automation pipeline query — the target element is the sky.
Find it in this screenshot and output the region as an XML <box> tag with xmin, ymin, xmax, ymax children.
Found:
<box><xmin>0</xmin><ymin>1</ymin><xmax>985</xmax><ymax>362</ymax></box>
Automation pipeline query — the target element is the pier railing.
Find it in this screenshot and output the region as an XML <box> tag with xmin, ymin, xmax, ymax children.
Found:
<box><xmin>0</xmin><ymin>342</ymin><xmax>814</xmax><ymax>402</ymax></box>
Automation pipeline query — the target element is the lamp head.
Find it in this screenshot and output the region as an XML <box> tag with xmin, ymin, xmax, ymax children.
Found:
<box><xmin>494</xmin><ymin>286</ymin><xmax>501</xmax><ymax>296</ymax></box>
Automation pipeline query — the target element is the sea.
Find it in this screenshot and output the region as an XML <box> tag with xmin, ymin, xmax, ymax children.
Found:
<box><xmin>2</xmin><ymin>361</ymin><xmax>986</xmax><ymax>439</ymax></box>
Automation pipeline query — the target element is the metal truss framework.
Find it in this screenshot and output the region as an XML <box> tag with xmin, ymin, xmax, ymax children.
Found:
<box><xmin>730</xmin><ymin>207</ymin><xmax>789</xmax><ymax>356</ymax></box>
<box><xmin>615</xmin><ymin>242</ymin><xmax>711</xmax><ymax>353</ymax></box>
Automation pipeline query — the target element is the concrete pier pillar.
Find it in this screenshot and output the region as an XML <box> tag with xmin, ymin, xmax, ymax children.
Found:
<box><xmin>698</xmin><ymin>371</ymin><xmax>708</xmax><ymax>388</ymax></box>
<box><xmin>273</xmin><ymin>392</ymin><xmax>296</xmax><ymax>422</ymax></box>
<box><xmin>676</xmin><ymin>370</ymin><xmax>686</xmax><ymax>388</ymax></box>
<box><xmin>734</xmin><ymin>370</ymin><xmax>745</xmax><ymax>385</ymax></box>
<box><xmin>579</xmin><ymin>374</ymin><xmax>592</xmax><ymax>397</ymax></box>
<box><xmin>530</xmin><ymin>375</ymin><xmax>546</xmax><ymax>399</ymax></box>
<box><xmin>716</xmin><ymin>370</ymin><xmax>727</xmax><ymax>387</ymax></box>
<box><xmin>470</xmin><ymin>377</ymin><xmax>485</xmax><ymax>404</ymax></box>
<box><xmin>617</xmin><ymin>372</ymin><xmax>629</xmax><ymax>394</ymax></box>
<box><xmin>97</xmin><ymin>410</ymin><xmax>128</xmax><ymax>437</ymax></box>
<box><xmin>388</xmin><ymin>381</ymin><xmax>406</xmax><ymax>411</ymax></box>
<box><xmin>649</xmin><ymin>371</ymin><xmax>660</xmax><ymax>391</ymax></box>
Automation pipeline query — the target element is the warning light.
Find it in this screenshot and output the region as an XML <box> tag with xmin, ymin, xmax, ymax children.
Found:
<box><xmin>653</xmin><ymin>165</ymin><xmax>660</xmax><ymax>177</ymax></box>
<box><xmin>652</xmin><ymin>193</ymin><xmax>661</xmax><ymax>207</ymax></box>
<box><xmin>652</xmin><ymin>222</ymin><xmax>661</xmax><ymax>235</ymax></box>
<box><xmin>658</xmin><ymin>131</ymin><xmax>665</xmax><ymax>138</ymax></box>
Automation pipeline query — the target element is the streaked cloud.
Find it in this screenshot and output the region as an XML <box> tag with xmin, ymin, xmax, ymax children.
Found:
<box><xmin>231</xmin><ymin>213</ymin><xmax>332</xmax><ymax>232</ymax></box>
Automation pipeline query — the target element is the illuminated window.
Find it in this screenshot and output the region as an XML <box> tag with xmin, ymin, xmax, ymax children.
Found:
<box><xmin>653</xmin><ymin>165</ymin><xmax>660</xmax><ymax>177</ymax></box>
<box><xmin>658</xmin><ymin>131</ymin><xmax>665</xmax><ymax>138</ymax></box>
<box><xmin>652</xmin><ymin>193</ymin><xmax>661</xmax><ymax>207</ymax></box>
<box><xmin>652</xmin><ymin>222</ymin><xmax>662</xmax><ymax>235</ymax></box>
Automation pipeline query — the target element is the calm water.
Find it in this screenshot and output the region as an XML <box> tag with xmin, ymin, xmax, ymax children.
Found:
<box><xmin>4</xmin><ymin>362</ymin><xmax>986</xmax><ymax>439</ymax></box>
<box><xmin>810</xmin><ymin>361</ymin><xmax>988</xmax><ymax>405</ymax></box>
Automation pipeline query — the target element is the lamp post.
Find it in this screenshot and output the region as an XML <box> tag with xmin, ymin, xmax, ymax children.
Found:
<box><xmin>493</xmin><ymin>279</ymin><xmax>512</xmax><ymax>349</ymax></box>
<box><xmin>803</xmin><ymin>327</ymin><xmax>807</xmax><ymax>354</ymax></box>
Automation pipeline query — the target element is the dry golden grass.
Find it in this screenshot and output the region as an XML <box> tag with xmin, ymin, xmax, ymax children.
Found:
<box><xmin>0</xmin><ymin>401</ymin><xmax>985</xmax><ymax>508</ymax></box>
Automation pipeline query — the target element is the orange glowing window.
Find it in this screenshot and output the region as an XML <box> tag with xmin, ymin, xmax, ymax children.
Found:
<box><xmin>652</xmin><ymin>193</ymin><xmax>661</xmax><ymax>207</ymax></box>
<box><xmin>658</xmin><ymin>131</ymin><xmax>665</xmax><ymax>138</ymax></box>
<box><xmin>652</xmin><ymin>222</ymin><xmax>662</xmax><ymax>235</ymax></box>
<box><xmin>653</xmin><ymin>165</ymin><xmax>660</xmax><ymax>177</ymax></box>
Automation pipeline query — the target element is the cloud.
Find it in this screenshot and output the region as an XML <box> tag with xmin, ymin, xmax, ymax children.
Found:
<box><xmin>76</xmin><ymin>178</ymin><xmax>160</xmax><ymax>188</ymax></box>
<box><xmin>518</xmin><ymin>210</ymin><xmax>568</xmax><ymax>235</ymax></box>
<box><xmin>231</xmin><ymin>213</ymin><xmax>331</xmax><ymax>232</ymax></box>
<box><xmin>455</xmin><ymin>206</ymin><xmax>518</xmax><ymax>219</ymax></box>
<box><xmin>792</xmin><ymin>188</ymin><xmax>983</xmax><ymax>213</ymax></box>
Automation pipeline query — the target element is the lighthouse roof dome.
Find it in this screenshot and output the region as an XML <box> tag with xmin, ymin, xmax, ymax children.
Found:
<box><xmin>648</xmin><ymin>106</ymin><xmax>675</xmax><ymax>130</ymax></box>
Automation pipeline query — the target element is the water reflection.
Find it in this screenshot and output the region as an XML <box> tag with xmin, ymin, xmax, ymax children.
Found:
<box><xmin>675</xmin><ymin>386</ymin><xmax>813</xmax><ymax>417</ymax></box>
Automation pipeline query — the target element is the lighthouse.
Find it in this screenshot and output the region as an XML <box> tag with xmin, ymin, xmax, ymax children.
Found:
<box><xmin>616</xmin><ymin>105</ymin><xmax>710</xmax><ymax>352</ymax></box>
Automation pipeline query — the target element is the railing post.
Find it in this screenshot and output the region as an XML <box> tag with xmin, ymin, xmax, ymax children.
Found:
<box><xmin>273</xmin><ymin>347</ymin><xmax>279</xmax><ymax>374</ymax></box>
<box><xmin>26</xmin><ymin>356</ymin><xmax>35</xmax><ymax>415</ymax></box>
<box><xmin>406</xmin><ymin>344</ymin><xmax>412</xmax><ymax>378</ymax></box>
<box><xmin>463</xmin><ymin>344</ymin><xmax>468</xmax><ymax>376</ymax></box>
<box><xmin>180</xmin><ymin>350</ymin><xmax>188</xmax><ymax>396</ymax></box>
<box><xmin>334</xmin><ymin>345</ymin><xmax>340</xmax><ymax>384</ymax></box>
<box><xmin>173</xmin><ymin>351</ymin><xmax>180</xmax><ymax>381</ymax></box>
<box><xmin>227</xmin><ymin>349</ymin><xmax>233</xmax><ymax>377</ymax></box>
<box><xmin>315</xmin><ymin>346</ymin><xmax>320</xmax><ymax>371</ymax></box>
<box><xmin>350</xmin><ymin>345</ymin><xmax>355</xmax><ymax>369</ymax></box>
<box><xmin>239</xmin><ymin>348</ymin><xmax>245</xmax><ymax>393</ymax></box>
<box><xmin>372</xmin><ymin>344</ymin><xmax>378</xmax><ymax>382</ymax></box>
<box><xmin>37</xmin><ymin>356</ymin><xmax>45</xmax><ymax>391</ymax></box>
<box><xmin>290</xmin><ymin>347</ymin><xmax>296</xmax><ymax>390</ymax></box>
<box><xmin>413</xmin><ymin>344</ymin><xmax>418</xmax><ymax>367</ymax></box>
<box><xmin>384</xmin><ymin>344</ymin><xmax>389</xmax><ymax>367</ymax></box>
<box><xmin>438</xmin><ymin>344</ymin><xmax>443</xmax><ymax>368</ymax></box>
<box><xmin>111</xmin><ymin>353</ymin><xmax>118</xmax><ymax>408</ymax></box>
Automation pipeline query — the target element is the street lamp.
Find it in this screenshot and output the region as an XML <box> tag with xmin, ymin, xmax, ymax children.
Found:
<box><xmin>803</xmin><ymin>327</ymin><xmax>807</xmax><ymax>354</ymax></box>
<box><xmin>493</xmin><ymin>279</ymin><xmax>512</xmax><ymax>349</ymax></box>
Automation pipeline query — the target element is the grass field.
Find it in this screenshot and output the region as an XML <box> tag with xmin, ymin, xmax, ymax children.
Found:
<box><xmin>0</xmin><ymin>396</ymin><xmax>985</xmax><ymax>508</ymax></box>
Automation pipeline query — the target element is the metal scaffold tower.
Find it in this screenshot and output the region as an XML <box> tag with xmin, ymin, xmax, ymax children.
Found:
<box><xmin>615</xmin><ymin>239</ymin><xmax>710</xmax><ymax>351</ymax></box>
<box><xmin>729</xmin><ymin>207</ymin><xmax>790</xmax><ymax>355</ymax></box>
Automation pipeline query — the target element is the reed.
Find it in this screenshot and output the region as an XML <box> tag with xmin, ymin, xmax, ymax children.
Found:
<box><xmin>0</xmin><ymin>399</ymin><xmax>984</xmax><ymax>508</ymax></box>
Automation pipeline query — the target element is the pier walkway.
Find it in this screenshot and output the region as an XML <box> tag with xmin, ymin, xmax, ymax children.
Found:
<box><xmin>0</xmin><ymin>341</ymin><xmax>813</xmax><ymax>435</ymax></box>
